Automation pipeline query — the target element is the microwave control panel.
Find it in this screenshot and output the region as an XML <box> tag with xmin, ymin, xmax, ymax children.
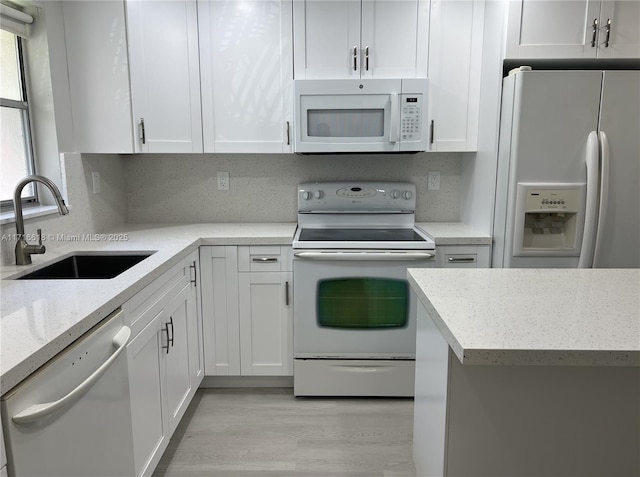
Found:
<box><xmin>400</xmin><ymin>94</ymin><xmax>423</xmax><ymax>141</ymax></box>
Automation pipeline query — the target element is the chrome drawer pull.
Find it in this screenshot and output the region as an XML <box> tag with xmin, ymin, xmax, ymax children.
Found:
<box><xmin>252</xmin><ymin>257</ymin><xmax>278</xmax><ymax>263</ymax></box>
<box><xmin>448</xmin><ymin>257</ymin><xmax>476</xmax><ymax>263</ymax></box>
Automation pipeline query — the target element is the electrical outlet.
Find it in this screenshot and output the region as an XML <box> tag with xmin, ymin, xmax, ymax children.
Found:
<box><xmin>91</xmin><ymin>172</ymin><xmax>101</xmax><ymax>194</ymax></box>
<box><xmin>428</xmin><ymin>171</ymin><xmax>441</xmax><ymax>191</ymax></box>
<box><xmin>217</xmin><ymin>172</ymin><xmax>229</xmax><ymax>191</ymax></box>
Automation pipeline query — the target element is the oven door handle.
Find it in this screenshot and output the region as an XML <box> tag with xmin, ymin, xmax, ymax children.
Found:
<box><xmin>293</xmin><ymin>251</ymin><xmax>435</xmax><ymax>261</ymax></box>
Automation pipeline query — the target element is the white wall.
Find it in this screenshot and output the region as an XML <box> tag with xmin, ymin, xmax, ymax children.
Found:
<box><xmin>0</xmin><ymin>153</ymin><xmax>128</xmax><ymax>266</ymax></box>
<box><xmin>124</xmin><ymin>152</ymin><xmax>463</xmax><ymax>223</ymax></box>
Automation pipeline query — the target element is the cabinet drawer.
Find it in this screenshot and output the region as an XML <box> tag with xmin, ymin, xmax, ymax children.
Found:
<box><xmin>125</xmin><ymin>263</ymin><xmax>190</xmax><ymax>338</ymax></box>
<box><xmin>238</xmin><ymin>246</ymin><xmax>292</xmax><ymax>272</ymax></box>
<box><xmin>438</xmin><ymin>245</ymin><xmax>490</xmax><ymax>268</ymax></box>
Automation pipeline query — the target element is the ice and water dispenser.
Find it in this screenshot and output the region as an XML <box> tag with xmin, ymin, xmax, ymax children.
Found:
<box><xmin>513</xmin><ymin>183</ymin><xmax>586</xmax><ymax>256</ymax></box>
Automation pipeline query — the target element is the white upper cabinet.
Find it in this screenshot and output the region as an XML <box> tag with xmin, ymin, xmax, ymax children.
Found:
<box><xmin>126</xmin><ymin>0</ymin><xmax>203</xmax><ymax>153</ymax></box>
<box><xmin>505</xmin><ymin>0</ymin><xmax>640</xmax><ymax>59</ymax></box>
<box><xmin>62</xmin><ymin>0</ymin><xmax>202</xmax><ymax>153</ymax></box>
<box><xmin>427</xmin><ymin>0</ymin><xmax>484</xmax><ymax>152</ymax></box>
<box><xmin>293</xmin><ymin>0</ymin><xmax>429</xmax><ymax>79</ymax></box>
<box><xmin>198</xmin><ymin>0</ymin><xmax>294</xmax><ymax>153</ymax></box>
<box><xmin>62</xmin><ymin>1</ymin><xmax>134</xmax><ymax>153</ymax></box>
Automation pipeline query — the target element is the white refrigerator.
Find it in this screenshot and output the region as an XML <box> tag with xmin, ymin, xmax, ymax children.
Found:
<box><xmin>492</xmin><ymin>68</ymin><xmax>640</xmax><ymax>268</ymax></box>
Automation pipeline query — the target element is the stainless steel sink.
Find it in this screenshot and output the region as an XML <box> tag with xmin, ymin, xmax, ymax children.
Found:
<box><xmin>16</xmin><ymin>252</ymin><xmax>156</xmax><ymax>280</ymax></box>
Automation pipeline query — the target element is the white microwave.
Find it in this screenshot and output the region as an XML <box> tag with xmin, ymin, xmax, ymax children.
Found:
<box><xmin>294</xmin><ymin>78</ymin><xmax>429</xmax><ymax>153</ymax></box>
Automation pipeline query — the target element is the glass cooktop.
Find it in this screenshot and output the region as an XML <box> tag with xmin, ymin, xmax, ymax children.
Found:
<box><xmin>298</xmin><ymin>228</ymin><xmax>427</xmax><ymax>242</ymax></box>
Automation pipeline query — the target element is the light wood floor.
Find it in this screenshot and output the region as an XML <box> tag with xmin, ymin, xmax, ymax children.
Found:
<box><xmin>153</xmin><ymin>388</ymin><xmax>417</xmax><ymax>477</ymax></box>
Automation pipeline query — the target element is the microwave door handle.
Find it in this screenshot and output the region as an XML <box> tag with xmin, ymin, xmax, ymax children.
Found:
<box><xmin>389</xmin><ymin>93</ymin><xmax>399</xmax><ymax>144</ymax></box>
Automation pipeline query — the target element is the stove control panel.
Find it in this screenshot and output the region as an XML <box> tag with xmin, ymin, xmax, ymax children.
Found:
<box><xmin>298</xmin><ymin>181</ymin><xmax>416</xmax><ymax>213</ymax></box>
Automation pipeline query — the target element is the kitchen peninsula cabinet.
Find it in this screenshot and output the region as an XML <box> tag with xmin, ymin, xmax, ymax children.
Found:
<box><xmin>62</xmin><ymin>0</ymin><xmax>202</xmax><ymax>153</ymax></box>
<box><xmin>200</xmin><ymin>245</ymin><xmax>293</xmax><ymax>378</ymax></box>
<box><xmin>293</xmin><ymin>0</ymin><xmax>429</xmax><ymax>79</ymax></box>
<box><xmin>427</xmin><ymin>0</ymin><xmax>484</xmax><ymax>152</ymax></box>
<box><xmin>409</xmin><ymin>268</ymin><xmax>640</xmax><ymax>477</ymax></box>
<box><xmin>197</xmin><ymin>0</ymin><xmax>293</xmax><ymax>153</ymax></box>
<box><xmin>505</xmin><ymin>0</ymin><xmax>640</xmax><ymax>59</ymax></box>
<box><xmin>125</xmin><ymin>251</ymin><xmax>202</xmax><ymax>477</ymax></box>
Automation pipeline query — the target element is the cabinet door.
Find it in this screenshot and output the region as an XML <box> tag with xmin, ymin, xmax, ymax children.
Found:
<box><xmin>62</xmin><ymin>0</ymin><xmax>134</xmax><ymax>153</ymax></box>
<box><xmin>427</xmin><ymin>0</ymin><xmax>484</xmax><ymax>152</ymax></box>
<box><xmin>597</xmin><ymin>1</ymin><xmax>640</xmax><ymax>58</ymax></box>
<box><xmin>127</xmin><ymin>312</ymin><xmax>168</xmax><ymax>477</ymax></box>
<box><xmin>360</xmin><ymin>0</ymin><xmax>428</xmax><ymax>78</ymax></box>
<box><xmin>200</xmin><ymin>246</ymin><xmax>241</xmax><ymax>376</ymax></box>
<box><xmin>163</xmin><ymin>283</ymin><xmax>194</xmax><ymax>435</ymax></box>
<box><xmin>505</xmin><ymin>0</ymin><xmax>601</xmax><ymax>58</ymax></box>
<box><xmin>198</xmin><ymin>0</ymin><xmax>293</xmax><ymax>153</ymax></box>
<box><xmin>238</xmin><ymin>271</ymin><xmax>293</xmax><ymax>376</ymax></box>
<box><xmin>186</xmin><ymin>256</ymin><xmax>204</xmax><ymax>387</ymax></box>
<box><xmin>126</xmin><ymin>0</ymin><xmax>203</xmax><ymax>153</ymax></box>
<box><xmin>293</xmin><ymin>0</ymin><xmax>361</xmax><ymax>79</ymax></box>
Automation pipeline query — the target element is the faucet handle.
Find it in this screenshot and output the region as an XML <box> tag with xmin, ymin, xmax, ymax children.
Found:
<box><xmin>34</xmin><ymin>228</ymin><xmax>46</xmax><ymax>254</ymax></box>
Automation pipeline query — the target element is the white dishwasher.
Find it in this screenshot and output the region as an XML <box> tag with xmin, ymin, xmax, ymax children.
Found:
<box><xmin>1</xmin><ymin>309</ymin><xmax>135</xmax><ymax>477</ymax></box>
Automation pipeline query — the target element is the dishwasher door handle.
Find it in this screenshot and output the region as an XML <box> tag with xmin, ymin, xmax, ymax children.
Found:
<box><xmin>12</xmin><ymin>325</ymin><xmax>132</xmax><ymax>425</ymax></box>
<box><xmin>294</xmin><ymin>251</ymin><xmax>435</xmax><ymax>261</ymax></box>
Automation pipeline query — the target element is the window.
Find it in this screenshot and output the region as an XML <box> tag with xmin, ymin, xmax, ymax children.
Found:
<box><xmin>1</xmin><ymin>28</ymin><xmax>35</xmax><ymax>207</ymax></box>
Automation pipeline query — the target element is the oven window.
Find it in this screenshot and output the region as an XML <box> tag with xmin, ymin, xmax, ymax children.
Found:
<box><xmin>317</xmin><ymin>278</ymin><xmax>408</xmax><ymax>328</ymax></box>
<box><xmin>307</xmin><ymin>109</ymin><xmax>384</xmax><ymax>137</ymax></box>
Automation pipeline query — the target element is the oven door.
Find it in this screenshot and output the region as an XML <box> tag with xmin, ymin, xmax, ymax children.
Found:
<box><xmin>293</xmin><ymin>250</ymin><xmax>435</xmax><ymax>359</ymax></box>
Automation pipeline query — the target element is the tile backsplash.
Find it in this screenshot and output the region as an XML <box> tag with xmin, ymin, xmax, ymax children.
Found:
<box><xmin>125</xmin><ymin>152</ymin><xmax>462</xmax><ymax>223</ymax></box>
<box><xmin>1</xmin><ymin>151</ymin><xmax>462</xmax><ymax>266</ymax></box>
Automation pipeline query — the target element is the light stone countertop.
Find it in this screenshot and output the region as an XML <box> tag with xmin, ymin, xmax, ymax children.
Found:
<box><xmin>416</xmin><ymin>222</ymin><xmax>492</xmax><ymax>245</ymax></box>
<box><xmin>0</xmin><ymin>223</ymin><xmax>296</xmax><ymax>395</ymax></box>
<box><xmin>408</xmin><ymin>268</ymin><xmax>640</xmax><ymax>366</ymax></box>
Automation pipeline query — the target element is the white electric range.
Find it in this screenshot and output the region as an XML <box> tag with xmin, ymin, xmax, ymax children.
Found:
<box><xmin>292</xmin><ymin>181</ymin><xmax>436</xmax><ymax>397</ymax></box>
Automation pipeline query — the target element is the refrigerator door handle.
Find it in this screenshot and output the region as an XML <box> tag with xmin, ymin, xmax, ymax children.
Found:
<box><xmin>592</xmin><ymin>131</ymin><xmax>610</xmax><ymax>267</ymax></box>
<box><xmin>578</xmin><ymin>131</ymin><xmax>600</xmax><ymax>268</ymax></box>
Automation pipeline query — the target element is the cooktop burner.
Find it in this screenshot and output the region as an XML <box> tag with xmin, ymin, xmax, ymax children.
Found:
<box><xmin>298</xmin><ymin>228</ymin><xmax>427</xmax><ymax>242</ymax></box>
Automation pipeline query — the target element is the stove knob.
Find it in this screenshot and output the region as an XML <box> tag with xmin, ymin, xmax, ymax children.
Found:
<box><xmin>302</xmin><ymin>191</ymin><xmax>311</xmax><ymax>200</ymax></box>
<box><xmin>314</xmin><ymin>190</ymin><xmax>324</xmax><ymax>199</ymax></box>
<box><xmin>402</xmin><ymin>190</ymin><xmax>413</xmax><ymax>200</ymax></box>
<box><xmin>390</xmin><ymin>190</ymin><xmax>400</xmax><ymax>199</ymax></box>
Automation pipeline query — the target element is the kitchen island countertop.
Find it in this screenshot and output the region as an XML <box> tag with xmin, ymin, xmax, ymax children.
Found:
<box><xmin>0</xmin><ymin>223</ymin><xmax>296</xmax><ymax>395</ymax></box>
<box><xmin>408</xmin><ymin>268</ymin><xmax>640</xmax><ymax>366</ymax></box>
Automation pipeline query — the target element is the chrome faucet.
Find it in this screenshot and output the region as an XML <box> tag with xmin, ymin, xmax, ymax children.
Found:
<box><xmin>13</xmin><ymin>174</ymin><xmax>70</xmax><ymax>265</ymax></box>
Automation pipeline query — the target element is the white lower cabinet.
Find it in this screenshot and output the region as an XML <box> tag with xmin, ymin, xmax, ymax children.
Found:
<box><xmin>200</xmin><ymin>245</ymin><xmax>293</xmax><ymax>377</ymax></box>
<box><xmin>125</xmin><ymin>251</ymin><xmax>203</xmax><ymax>477</ymax></box>
<box><xmin>436</xmin><ymin>244</ymin><xmax>490</xmax><ymax>268</ymax></box>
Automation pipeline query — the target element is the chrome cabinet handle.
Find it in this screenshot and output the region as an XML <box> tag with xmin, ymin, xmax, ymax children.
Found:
<box><xmin>140</xmin><ymin>118</ymin><xmax>146</xmax><ymax>144</ymax></box>
<box><xmin>604</xmin><ymin>19</ymin><xmax>611</xmax><ymax>47</ymax></box>
<box><xmin>429</xmin><ymin>120</ymin><xmax>435</xmax><ymax>145</ymax></box>
<box><xmin>286</xmin><ymin>121</ymin><xmax>291</xmax><ymax>145</ymax></box>
<box><xmin>285</xmin><ymin>281</ymin><xmax>290</xmax><ymax>306</ymax></box>
<box><xmin>162</xmin><ymin>322</ymin><xmax>170</xmax><ymax>354</ymax></box>
<box><xmin>352</xmin><ymin>46</ymin><xmax>358</xmax><ymax>71</ymax></box>
<box><xmin>591</xmin><ymin>18</ymin><xmax>598</xmax><ymax>47</ymax></box>
<box><xmin>448</xmin><ymin>257</ymin><xmax>476</xmax><ymax>263</ymax></box>
<box><xmin>190</xmin><ymin>261</ymin><xmax>197</xmax><ymax>285</ymax></box>
<box><xmin>364</xmin><ymin>46</ymin><xmax>369</xmax><ymax>71</ymax></box>
<box><xmin>169</xmin><ymin>316</ymin><xmax>174</xmax><ymax>348</ymax></box>
<box><xmin>252</xmin><ymin>257</ymin><xmax>278</xmax><ymax>263</ymax></box>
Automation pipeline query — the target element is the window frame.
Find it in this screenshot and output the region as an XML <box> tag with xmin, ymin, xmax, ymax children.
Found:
<box><xmin>1</xmin><ymin>30</ymin><xmax>37</xmax><ymax>209</ymax></box>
